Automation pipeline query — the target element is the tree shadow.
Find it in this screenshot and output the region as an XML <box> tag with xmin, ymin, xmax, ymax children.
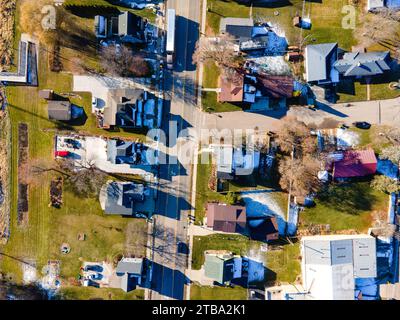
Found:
<box><xmin>317</xmin><ymin>182</ymin><xmax>377</xmax><ymax>214</ymax></box>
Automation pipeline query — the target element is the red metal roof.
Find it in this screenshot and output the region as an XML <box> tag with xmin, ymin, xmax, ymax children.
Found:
<box><xmin>333</xmin><ymin>149</ymin><xmax>377</xmax><ymax>178</ymax></box>
<box><xmin>207</xmin><ymin>203</ymin><xmax>246</xmax><ymax>233</ymax></box>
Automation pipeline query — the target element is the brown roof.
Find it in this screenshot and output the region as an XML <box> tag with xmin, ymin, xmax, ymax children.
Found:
<box><xmin>256</xmin><ymin>75</ymin><xmax>294</xmax><ymax>99</ymax></box>
<box><xmin>207</xmin><ymin>203</ymin><xmax>246</xmax><ymax>233</ymax></box>
<box><xmin>218</xmin><ymin>75</ymin><xmax>244</xmax><ymax>102</ymax></box>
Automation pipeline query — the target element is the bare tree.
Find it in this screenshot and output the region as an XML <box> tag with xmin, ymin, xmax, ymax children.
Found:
<box><xmin>357</xmin><ymin>9</ymin><xmax>400</xmax><ymax>59</ymax></box>
<box><xmin>101</xmin><ymin>44</ymin><xmax>150</xmax><ymax>77</ymax></box>
<box><xmin>278</xmin><ymin>155</ymin><xmax>321</xmax><ymax>197</ymax></box>
<box><xmin>276</xmin><ymin>116</ymin><xmax>317</xmax><ymax>156</ymax></box>
<box><xmin>31</xmin><ymin>158</ymin><xmax>108</xmax><ymax>198</ymax></box>
<box><xmin>192</xmin><ymin>34</ymin><xmax>244</xmax><ymax>81</ymax></box>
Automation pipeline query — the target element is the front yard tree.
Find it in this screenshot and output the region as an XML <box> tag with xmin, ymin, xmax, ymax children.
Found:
<box><xmin>276</xmin><ymin>116</ymin><xmax>317</xmax><ymax>156</ymax></box>
<box><xmin>371</xmin><ymin>175</ymin><xmax>400</xmax><ymax>194</ymax></box>
<box><xmin>192</xmin><ymin>34</ymin><xmax>244</xmax><ymax>81</ymax></box>
<box><xmin>101</xmin><ymin>45</ymin><xmax>150</xmax><ymax>78</ymax></box>
<box><xmin>278</xmin><ymin>155</ymin><xmax>321</xmax><ymax>198</ymax></box>
<box><xmin>31</xmin><ymin>158</ymin><xmax>108</xmax><ymax>198</ymax></box>
<box><xmin>380</xmin><ymin>145</ymin><xmax>400</xmax><ymax>164</ymax></box>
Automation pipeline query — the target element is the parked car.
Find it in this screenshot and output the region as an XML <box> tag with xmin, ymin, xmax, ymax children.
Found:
<box><xmin>84</xmin><ymin>265</ymin><xmax>103</xmax><ymax>273</ymax></box>
<box><xmin>352</xmin><ymin>121</ymin><xmax>371</xmax><ymax>129</ymax></box>
<box><xmin>89</xmin><ymin>273</ymin><xmax>103</xmax><ymax>281</ymax></box>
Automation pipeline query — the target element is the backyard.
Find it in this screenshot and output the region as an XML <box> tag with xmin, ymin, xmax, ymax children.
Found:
<box><xmin>300</xmin><ymin>181</ymin><xmax>389</xmax><ymax>232</ymax></box>
<box><xmin>192</xmin><ymin>234</ymin><xmax>301</xmax><ymax>284</ymax></box>
<box><xmin>0</xmin><ymin>1</ymin><xmax>149</xmax><ymax>296</ymax></box>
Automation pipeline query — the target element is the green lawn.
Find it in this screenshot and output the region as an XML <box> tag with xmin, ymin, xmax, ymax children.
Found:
<box><xmin>300</xmin><ymin>182</ymin><xmax>389</xmax><ymax>232</ymax></box>
<box><xmin>58</xmin><ymin>286</ymin><xmax>144</xmax><ymax>300</ymax></box>
<box><xmin>195</xmin><ymin>153</ymin><xmax>226</xmax><ymax>224</ymax></box>
<box><xmin>202</xmin><ymin>92</ymin><xmax>243</xmax><ymax>113</ymax></box>
<box><xmin>190</xmin><ymin>284</ymin><xmax>247</xmax><ymax>300</ymax></box>
<box><xmin>0</xmin><ymin>9</ymin><xmax>148</xmax><ymax>287</ymax></box>
<box><xmin>192</xmin><ymin>234</ymin><xmax>300</xmax><ymax>284</ymax></box>
<box><xmin>206</xmin><ymin>0</ymin><xmax>356</xmax><ymax>49</ymax></box>
<box><xmin>202</xmin><ymin>61</ymin><xmax>220</xmax><ymax>89</ymax></box>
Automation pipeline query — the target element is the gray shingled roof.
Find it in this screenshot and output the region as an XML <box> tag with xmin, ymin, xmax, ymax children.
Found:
<box><xmin>104</xmin><ymin>181</ymin><xmax>144</xmax><ymax>215</ymax></box>
<box><xmin>220</xmin><ymin>17</ymin><xmax>254</xmax><ymax>40</ymax></box>
<box><xmin>305</xmin><ymin>43</ymin><xmax>338</xmax><ymax>82</ymax></box>
<box><xmin>47</xmin><ymin>101</ymin><xmax>72</xmax><ymax>121</ymax></box>
<box><xmin>116</xmin><ymin>258</ymin><xmax>143</xmax><ymax>275</ymax></box>
<box><xmin>334</xmin><ymin>51</ymin><xmax>391</xmax><ymax>77</ymax></box>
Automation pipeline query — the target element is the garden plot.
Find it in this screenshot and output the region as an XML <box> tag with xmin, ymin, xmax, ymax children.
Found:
<box><xmin>241</xmin><ymin>190</ymin><xmax>287</xmax><ymax>235</ymax></box>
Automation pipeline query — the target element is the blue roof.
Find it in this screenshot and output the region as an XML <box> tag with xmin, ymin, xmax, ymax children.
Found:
<box><xmin>377</xmin><ymin>159</ymin><xmax>399</xmax><ymax>180</ymax></box>
<box><xmin>386</xmin><ymin>0</ymin><xmax>400</xmax><ymax>8</ymax></box>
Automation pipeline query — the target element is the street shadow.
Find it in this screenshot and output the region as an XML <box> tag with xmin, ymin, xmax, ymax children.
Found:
<box><xmin>174</xmin><ymin>16</ymin><xmax>199</xmax><ymax>73</ymax></box>
<box><xmin>244</xmin><ymin>108</ymin><xmax>288</xmax><ymax>120</ymax></box>
<box><xmin>315</xmin><ymin>101</ymin><xmax>349</xmax><ymax>118</ymax></box>
<box><xmin>148</xmin><ymin>262</ymin><xmax>190</xmax><ymax>300</ymax></box>
<box><xmin>153</xmin><ymin>181</ymin><xmax>192</xmax><ymax>220</ymax></box>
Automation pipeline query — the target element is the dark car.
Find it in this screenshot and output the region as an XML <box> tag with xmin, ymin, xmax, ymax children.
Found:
<box><xmin>84</xmin><ymin>265</ymin><xmax>103</xmax><ymax>273</ymax></box>
<box><xmin>89</xmin><ymin>273</ymin><xmax>103</xmax><ymax>281</ymax></box>
<box><xmin>353</xmin><ymin>121</ymin><xmax>371</xmax><ymax>129</ymax></box>
<box><xmin>177</xmin><ymin>241</ymin><xmax>189</xmax><ymax>254</ymax></box>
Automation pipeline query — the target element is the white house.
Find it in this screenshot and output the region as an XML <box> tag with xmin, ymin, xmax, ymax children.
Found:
<box><xmin>301</xmin><ymin>234</ymin><xmax>377</xmax><ymax>300</ymax></box>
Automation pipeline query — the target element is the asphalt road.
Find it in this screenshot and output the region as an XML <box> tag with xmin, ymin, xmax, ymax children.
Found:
<box><xmin>150</xmin><ymin>0</ymin><xmax>201</xmax><ymax>300</ymax></box>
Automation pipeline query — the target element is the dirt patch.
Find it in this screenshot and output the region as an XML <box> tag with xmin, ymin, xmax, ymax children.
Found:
<box><xmin>49</xmin><ymin>177</ymin><xmax>63</xmax><ymax>208</ymax></box>
<box><xmin>124</xmin><ymin>220</ymin><xmax>147</xmax><ymax>258</ymax></box>
<box><xmin>17</xmin><ymin>123</ymin><xmax>29</xmax><ymax>226</ymax></box>
<box><xmin>0</xmin><ymin>0</ymin><xmax>16</xmax><ymax>71</ymax></box>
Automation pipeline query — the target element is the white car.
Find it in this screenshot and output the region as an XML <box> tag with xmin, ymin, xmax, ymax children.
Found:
<box><xmin>91</xmin><ymin>97</ymin><xmax>98</xmax><ymax>108</ymax></box>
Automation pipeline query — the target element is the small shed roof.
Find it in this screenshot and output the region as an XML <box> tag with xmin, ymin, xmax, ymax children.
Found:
<box><xmin>47</xmin><ymin>100</ymin><xmax>71</xmax><ymax>121</ymax></box>
<box><xmin>220</xmin><ymin>17</ymin><xmax>254</xmax><ymax>40</ymax></box>
<box><xmin>333</xmin><ymin>149</ymin><xmax>377</xmax><ymax>178</ymax></box>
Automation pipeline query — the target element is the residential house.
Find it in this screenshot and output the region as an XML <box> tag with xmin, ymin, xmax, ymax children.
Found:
<box><xmin>215</xmin><ymin>145</ymin><xmax>234</xmax><ymax>180</ymax></box>
<box><xmin>114</xmin><ymin>257</ymin><xmax>144</xmax><ymax>292</ymax></box>
<box><xmin>256</xmin><ymin>75</ymin><xmax>294</xmax><ymax>99</ymax></box>
<box><xmin>214</xmin><ymin>144</ymin><xmax>260</xmax><ymax>180</ymax></box>
<box><xmin>304</xmin><ymin>43</ymin><xmax>339</xmax><ymax>84</ymax></box>
<box><xmin>101</xmin><ymin>88</ymin><xmax>159</xmax><ymax>129</ymax></box>
<box><xmin>100</xmin><ymin>181</ymin><xmax>145</xmax><ymax>216</ymax></box>
<box><xmin>332</xmin><ymin>149</ymin><xmax>377</xmax><ymax>180</ymax></box>
<box><xmin>248</xmin><ymin>216</ymin><xmax>279</xmax><ymax>242</ymax></box>
<box><xmin>220</xmin><ymin>17</ymin><xmax>254</xmax><ymax>43</ymax></box>
<box><xmin>206</xmin><ymin>203</ymin><xmax>247</xmax><ymax>234</ymax></box>
<box><xmin>380</xmin><ymin>283</ymin><xmax>400</xmax><ymax>300</ymax></box>
<box><xmin>107</xmin><ymin>139</ymin><xmax>147</xmax><ymax>165</ymax></box>
<box><xmin>301</xmin><ymin>235</ymin><xmax>377</xmax><ymax>300</ymax></box>
<box><xmin>368</xmin><ymin>0</ymin><xmax>400</xmax><ymax>11</ymax></box>
<box><xmin>94</xmin><ymin>11</ymin><xmax>145</xmax><ymax>43</ymax></box>
<box><xmin>47</xmin><ymin>100</ymin><xmax>72</xmax><ymax>121</ymax></box>
<box><xmin>334</xmin><ymin>51</ymin><xmax>391</xmax><ymax>78</ymax></box>
<box><xmin>218</xmin><ymin>75</ymin><xmax>244</xmax><ymax>103</ymax></box>
<box><xmin>204</xmin><ymin>250</ymin><xmax>242</xmax><ymax>285</ymax></box>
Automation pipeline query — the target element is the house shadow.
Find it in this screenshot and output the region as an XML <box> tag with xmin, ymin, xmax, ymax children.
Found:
<box><xmin>147</xmin><ymin>261</ymin><xmax>190</xmax><ymax>300</ymax></box>
<box><xmin>315</xmin><ymin>101</ymin><xmax>349</xmax><ymax>118</ymax></box>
